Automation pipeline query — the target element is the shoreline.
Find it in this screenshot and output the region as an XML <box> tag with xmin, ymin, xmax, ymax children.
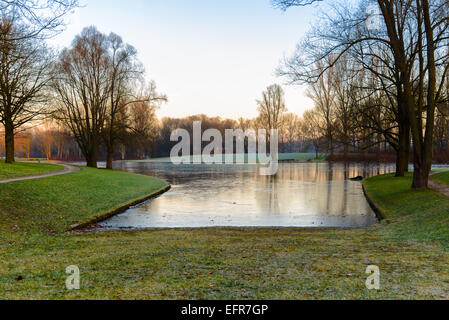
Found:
<box><xmin>362</xmin><ymin>183</ymin><xmax>387</xmax><ymax>221</ymax></box>
<box><xmin>70</xmin><ymin>184</ymin><xmax>172</xmax><ymax>231</ymax></box>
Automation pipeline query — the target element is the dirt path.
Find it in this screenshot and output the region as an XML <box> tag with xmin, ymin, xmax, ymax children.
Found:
<box><xmin>429</xmin><ymin>171</ymin><xmax>449</xmax><ymax>197</ymax></box>
<box><xmin>0</xmin><ymin>163</ymin><xmax>80</xmax><ymax>184</ymax></box>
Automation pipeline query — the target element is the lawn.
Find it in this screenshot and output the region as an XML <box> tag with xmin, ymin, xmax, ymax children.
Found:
<box><xmin>0</xmin><ymin>161</ymin><xmax>63</xmax><ymax>180</ymax></box>
<box><xmin>364</xmin><ymin>173</ymin><xmax>449</xmax><ymax>246</ymax></box>
<box><xmin>0</xmin><ymin>170</ymin><xmax>449</xmax><ymax>299</ymax></box>
<box><xmin>0</xmin><ymin>167</ymin><xmax>169</xmax><ymax>234</ymax></box>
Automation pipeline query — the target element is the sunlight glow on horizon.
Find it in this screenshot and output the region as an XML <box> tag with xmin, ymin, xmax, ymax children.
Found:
<box><xmin>50</xmin><ymin>0</ymin><xmax>319</xmax><ymax>120</ymax></box>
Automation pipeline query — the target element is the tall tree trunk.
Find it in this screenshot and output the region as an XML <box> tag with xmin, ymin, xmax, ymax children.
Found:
<box><xmin>86</xmin><ymin>155</ymin><xmax>97</xmax><ymax>168</ymax></box>
<box><xmin>105</xmin><ymin>126</ymin><xmax>114</xmax><ymax>169</ymax></box>
<box><xmin>86</xmin><ymin>142</ymin><xmax>98</xmax><ymax>168</ymax></box>
<box><xmin>106</xmin><ymin>146</ymin><xmax>113</xmax><ymax>170</ymax></box>
<box><xmin>4</xmin><ymin>121</ymin><xmax>15</xmax><ymax>164</ymax></box>
<box><xmin>396</xmin><ymin>121</ymin><xmax>410</xmax><ymax>177</ymax></box>
<box><xmin>409</xmin><ymin>0</ymin><xmax>436</xmax><ymax>189</ymax></box>
<box><xmin>412</xmin><ymin>162</ymin><xmax>431</xmax><ymax>189</ymax></box>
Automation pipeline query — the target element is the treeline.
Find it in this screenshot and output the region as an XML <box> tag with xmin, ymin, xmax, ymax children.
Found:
<box><xmin>154</xmin><ymin>112</ymin><xmax>311</xmax><ymax>158</ymax></box>
<box><xmin>0</xmin><ymin>112</ymin><xmax>310</xmax><ymax>160</ymax></box>
<box><xmin>274</xmin><ymin>0</ymin><xmax>449</xmax><ymax>188</ymax></box>
<box><xmin>0</xmin><ymin>116</ymin><xmax>160</xmax><ymax>161</ymax></box>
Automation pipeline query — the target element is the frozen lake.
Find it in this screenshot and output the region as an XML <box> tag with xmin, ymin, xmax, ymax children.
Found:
<box><xmin>98</xmin><ymin>162</ymin><xmax>396</xmax><ymax>229</ymax></box>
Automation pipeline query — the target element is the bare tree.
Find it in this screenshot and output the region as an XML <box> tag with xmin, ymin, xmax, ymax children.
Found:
<box><xmin>53</xmin><ymin>27</ymin><xmax>166</xmax><ymax>168</ymax></box>
<box><xmin>306</xmin><ymin>58</ymin><xmax>336</xmax><ymax>155</ymax></box>
<box><xmin>53</xmin><ymin>126</ymin><xmax>69</xmax><ymax>159</ymax></box>
<box><xmin>52</xmin><ymin>26</ymin><xmax>110</xmax><ymax>168</ymax></box>
<box><xmin>0</xmin><ymin>18</ymin><xmax>53</xmax><ymax>163</ymax></box>
<box><xmin>375</xmin><ymin>0</ymin><xmax>449</xmax><ymax>187</ymax></box>
<box><xmin>301</xmin><ymin>109</ymin><xmax>323</xmax><ymax>159</ymax></box>
<box><xmin>128</xmin><ymin>100</ymin><xmax>160</xmax><ymax>159</ymax></box>
<box><xmin>281</xmin><ymin>113</ymin><xmax>301</xmax><ymax>152</ymax></box>
<box><xmin>0</xmin><ymin>0</ymin><xmax>77</xmax><ymax>164</ymax></box>
<box><xmin>256</xmin><ymin>84</ymin><xmax>288</xmax><ymax>132</ymax></box>
<box><xmin>103</xmin><ymin>32</ymin><xmax>144</xmax><ymax>169</ymax></box>
<box><xmin>0</xmin><ymin>0</ymin><xmax>79</xmax><ymax>40</ymax></box>
<box><xmin>104</xmin><ymin>66</ymin><xmax>166</xmax><ymax>168</ymax></box>
<box><xmin>34</xmin><ymin>123</ymin><xmax>54</xmax><ymax>160</ymax></box>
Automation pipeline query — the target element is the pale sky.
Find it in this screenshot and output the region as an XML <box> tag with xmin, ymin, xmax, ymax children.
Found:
<box><xmin>50</xmin><ymin>0</ymin><xmax>320</xmax><ymax>120</ymax></box>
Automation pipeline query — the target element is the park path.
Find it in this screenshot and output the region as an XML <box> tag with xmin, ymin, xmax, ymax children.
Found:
<box><xmin>0</xmin><ymin>163</ymin><xmax>80</xmax><ymax>184</ymax></box>
<box><xmin>429</xmin><ymin>171</ymin><xmax>449</xmax><ymax>197</ymax></box>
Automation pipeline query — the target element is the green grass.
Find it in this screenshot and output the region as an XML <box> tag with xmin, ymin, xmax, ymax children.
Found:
<box><xmin>0</xmin><ymin>167</ymin><xmax>168</xmax><ymax>234</ymax></box>
<box><xmin>1</xmin><ymin>169</ymin><xmax>449</xmax><ymax>299</ymax></box>
<box><xmin>0</xmin><ymin>161</ymin><xmax>63</xmax><ymax>180</ymax></box>
<box><xmin>364</xmin><ymin>173</ymin><xmax>449</xmax><ymax>247</ymax></box>
<box><xmin>432</xmin><ymin>171</ymin><xmax>449</xmax><ymax>187</ymax></box>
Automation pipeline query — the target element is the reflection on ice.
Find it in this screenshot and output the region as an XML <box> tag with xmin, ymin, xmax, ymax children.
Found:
<box><xmin>98</xmin><ymin>162</ymin><xmax>396</xmax><ymax>229</ymax></box>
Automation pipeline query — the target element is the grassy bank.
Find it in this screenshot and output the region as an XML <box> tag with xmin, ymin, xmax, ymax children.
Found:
<box><xmin>0</xmin><ymin>167</ymin><xmax>169</xmax><ymax>234</ymax></box>
<box><xmin>1</xmin><ymin>170</ymin><xmax>449</xmax><ymax>299</ymax></box>
<box><xmin>0</xmin><ymin>161</ymin><xmax>62</xmax><ymax>180</ymax></box>
<box><xmin>364</xmin><ymin>173</ymin><xmax>449</xmax><ymax>247</ymax></box>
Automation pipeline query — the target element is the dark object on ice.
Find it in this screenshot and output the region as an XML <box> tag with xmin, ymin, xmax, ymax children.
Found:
<box><xmin>349</xmin><ymin>176</ymin><xmax>364</xmax><ymax>181</ymax></box>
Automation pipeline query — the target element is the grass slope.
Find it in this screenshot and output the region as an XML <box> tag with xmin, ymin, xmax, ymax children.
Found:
<box><xmin>0</xmin><ymin>167</ymin><xmax>169</xmax><ymax>234</ymax></box>
<box><xmin>0</xmin><ymin>161</ymin><xmax>63</xmax><ymax>180</ymax></box>
<box><xmin>0</xmin><ymin>170</ymin><xmax>449</xmax><ymax>299</ymax></box>
<box><xmin>364</xmin><ymin>173</ymin><xmax>449</xmax><ymax>246</ymax></box>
